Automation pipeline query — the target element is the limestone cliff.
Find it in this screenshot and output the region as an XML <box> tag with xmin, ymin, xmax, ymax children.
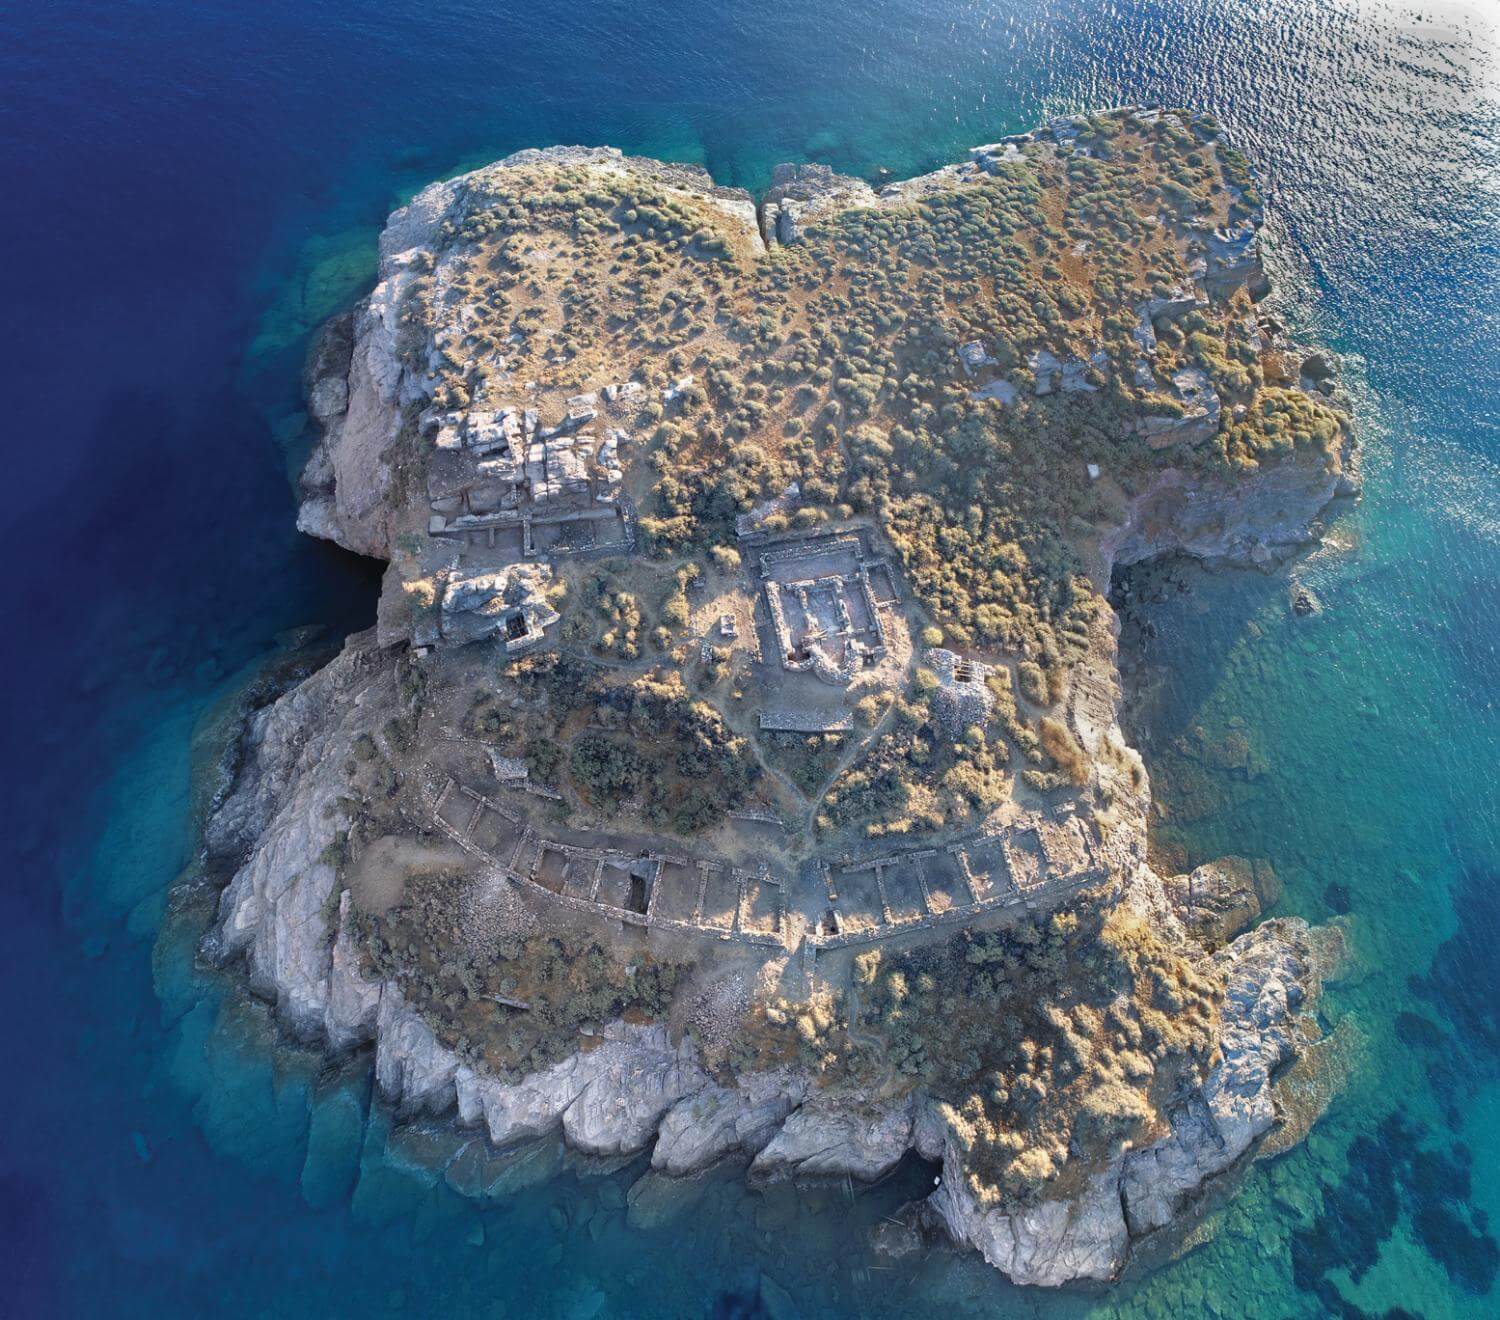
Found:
<box><xmin>296</xmin><ymin>145</ymin><xmax>764</xmax><ymax>562</ymax></box>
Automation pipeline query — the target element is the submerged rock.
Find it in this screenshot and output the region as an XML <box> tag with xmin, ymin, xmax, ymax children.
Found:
<box><xmin>870</xmin><ymin>1215</ymin><xmax>922</xmax><ymax>1261</ymax></box>
<box><xmin>625</xmin><ymin>1168</ymin><xmax>713</xmax><ymax>1230</ymax></box>
<box><xmin>1162</xmin><ymin>856</ymin><xmax>1274</xmax><ymax>950</ymax></box>
<box><xmin>1290</xmin><ymin>582</ymin><xmax>1322</xmax><ymax>617</ymax></box>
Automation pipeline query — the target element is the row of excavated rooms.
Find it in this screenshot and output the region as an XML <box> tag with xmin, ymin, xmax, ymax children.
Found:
<box><xmin>431</xmin><ymin>772</ymin><xmax>1102</xmax><ymax>947</ymax></box>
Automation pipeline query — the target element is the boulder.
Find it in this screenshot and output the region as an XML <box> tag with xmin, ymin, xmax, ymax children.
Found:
<box><xmin>1291</xmin><ymin>583</ymin><xmax>1322</xmax><ymax>617</ymax></box>
<box><xmin>1141</xmin><ymin>367</ymin><xmax>1221</xmax><ymax>449</ymax></box>
<box><xmin>911</xmin><ymin>1097</ymin><xmax>950</xmax><ymax>1161</ymax></box>
<box><xmin>929</xmin><ymin>1159</ymin><xmax>1130</xmax><ymax>1286</ymax></box>
<box><xmin>871</xmin><ymin>1216</ymin><xmax>922</xmax><ymax>1261</ymax></box>
<box><xmin>653</xmin><ymin>1071</ymin><xmax>806</xmax><ymax>1174</ymax></box>
<box><xmin>750</xmin><ymin>1096</ymin><xmax>912</xmax><ymax>1183</ymax></box>
<box><xmin>302</xmin><ymin>309</ymin><xmax>354</xmax><ymax>406</ymax></box>
<box><xmin>1161</xmin><ymin>856</ymin><xmax>1268</xmax><ymax>950</ymax></box>
<box><xmin>1205</xmin><ymin>218</ymin><xmax>1268</xmax><ymax>300</ymax></box>
<box><xmin>1301</xmin><ymin>351</ymin><xmax>1336</xmax><ymax>382</ymax></box>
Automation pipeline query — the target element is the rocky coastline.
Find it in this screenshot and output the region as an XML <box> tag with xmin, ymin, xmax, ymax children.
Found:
<box><xmin>199</xmin><ymin>500</ymin><xmax>1347</xmax><ymax>1287</ymax></box>
<box><xmin>194</xmin><ymin>115</ymin><xmax>1358</xmax><ymax>1289</ymax></box>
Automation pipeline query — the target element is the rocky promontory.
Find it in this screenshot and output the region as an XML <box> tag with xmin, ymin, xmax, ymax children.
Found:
<box><xmin>196</xmin><ymin>107</ymin><xmax>1357</xmax><ymax>1288</ymax></box>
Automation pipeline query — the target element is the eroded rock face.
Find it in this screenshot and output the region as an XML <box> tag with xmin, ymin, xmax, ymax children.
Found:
<box><xmin>205</xmin><ymin>630</ymin><xmax>394</xmax><ymax>1039</ymax></box>
<box><xmin>295</xmin><ymin>144</ymin><xmax>766</xmax><ymax>563</ymax></box>
<box><xmin>750</xmin><ymin>1096</ymin><xmax>914</xmax><ymax>1184</ymax></box>
<box><xmin>1121</xmin><ymin>919</ymin><xmax>1332</xmax><ymax>1234</ymax></box>
<box><xmin>297</xmin><ymin>258</ymin><xmax>428</xmax><ymax>558</ymax></box>
<box><xmin>376</xmin><ymin>987</ymin><xmax>461</xmax><ymax>1113</ymax></box>
<box><xmin>560</xmin><ymin>1025</ymin><xmax>708</xmax><ymax>1156</ymax></box>
<box><xmin>1100</xmin><ymin>455</ymin><xmax>1358</xmax><ymax>578</ymax></box>
<box><xmin>1161</xmin><ymin>856</ymin><xmax>1277</xmax><ymax>950</ymax></box>
<box><xmin>454</xmin><ymin>1022</ymin><xmax>708</xmax><ymax>1156</ymax></box>
<box><xmin>327</xmin><ymin>889</ymin><xmax>382</xmax><ymax>1049</ymax></box>
<box><xmin>930</xmin><ymin>1160</ymin><xmax>1130</xmax><ymax>1286</ymax></box>
<box><xmin>653</xmin><ymin>1071</ymin><xmax>807</xmax><ymax>1174</ymax></box>
<box><xmin>304</xmin><ymin>311</ymin><xmax>354</xmax><ymax>421</ymax></box>
<box><xmin>761</xmin><ymin>162</ymin><xmax>877</xmax><ymax>247</ymax></box>
<box><xmin>926</xmin><ymin>915</ymin><xmax>1335</xmax><ymax>1284</ymax></box>
<box><xmin>1205</xmin><ymin>217</ymin><xmax>1268</xmax><ymax>300</ymax></box>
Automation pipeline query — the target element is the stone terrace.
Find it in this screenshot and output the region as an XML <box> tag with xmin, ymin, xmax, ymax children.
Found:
<box><xmin>424</xmin><ymin>766</ymin><xmax>1107</xmax><ymax>961</ymax></box>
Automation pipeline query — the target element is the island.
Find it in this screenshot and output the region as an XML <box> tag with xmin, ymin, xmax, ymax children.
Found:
<box><xmin>198</xmin><ymin>107</ymin><xmax>1358</xmax><ymax>1287</ymax></box>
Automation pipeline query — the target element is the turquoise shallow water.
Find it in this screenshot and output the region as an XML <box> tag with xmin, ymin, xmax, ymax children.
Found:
<box><xmin>2</xmin><ymin>1</ymin><xmax>1497</xmax><ymax>1316</ymax></box>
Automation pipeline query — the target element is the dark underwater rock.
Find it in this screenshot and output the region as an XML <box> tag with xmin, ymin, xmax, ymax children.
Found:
<box><xmin>1291</xmin><ymin>1112</ymin><xmax>1498</xmax><ymax>1313</ymax></box>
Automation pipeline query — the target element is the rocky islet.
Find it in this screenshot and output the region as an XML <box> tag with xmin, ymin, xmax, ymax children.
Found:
<box><xmin>196</xmin><ymin>107</ymin><xmax>1358</xmax><ymax>1288</ymax></box>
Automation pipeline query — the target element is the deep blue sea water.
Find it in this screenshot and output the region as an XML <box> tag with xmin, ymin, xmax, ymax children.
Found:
<box><xmin>2</xmin><ymin>1</ymin><xmax>1497</xmax><ymax>1315</ymax></box>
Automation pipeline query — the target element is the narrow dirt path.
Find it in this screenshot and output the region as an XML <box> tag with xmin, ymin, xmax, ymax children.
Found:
<box><xmin>800</xmin><ymin>702</ymin><xmax>898</xmax><ymax>832</ymax></box>
<box><xmin>843</xmin><ymin>974</ymin><xmax>900</xmax><ymax>1101</ymax></box>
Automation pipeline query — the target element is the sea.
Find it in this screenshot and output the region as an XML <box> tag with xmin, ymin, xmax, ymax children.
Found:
<box><xmin>1</xmin><ymin>1</ymin><xmax>1496</xmax><ymax>1315</ymax></box>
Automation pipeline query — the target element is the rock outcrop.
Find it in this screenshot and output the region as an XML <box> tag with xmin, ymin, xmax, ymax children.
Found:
<box><xmin>296</xmin><ymin>145</ymin><xmax>764</xmax><ymax>561</ymax></box>
<box><xmin>653</xmin><ymin>1071</ymin><xmax>807</xmax><ymax>1175</ymax></box>
<box><xmin>930</xmin><ymin>1161</ymin><xmax>1130</xmax><ymax>1286</ymax></box>
<box><xmin>455</xmin><ymin>1022</ymin><xmax>708</xmax><ymax>1156</ymax></box>
<box><xmin>750</xmin><ymin>1096</ymin><xmax>914</xmax><ymax>1184</ymax></box>
<box><xmin>1161</xmin><ymin>855</ymin><xmax>1278</xmax><ymax>951</ymax></box>
<box><xmin>1100</xmin><ymin>443</ymin><xmax>1358</xmax><ymax>579</ymax></box>
<box><xmin>297</xmin><ymin>249</ymin><xmax>422</xmax><ymax>558</ymax></box>
<box><xmin>760</xmin><ymin>162</ymin><xmax>877</xmax><ymax>247</ymax></box>
<box><xmin>926</xmin><ymin>913</ymin><xmax>1336</xmax><ymax>1281</ymax></box>
<box><xmin>1119</xmin><ymin>919</ymin><xmax>1338</xmax><ymax>1234</ymax></box>
<box><xmin>203</xmin><ymin>630</ymin><xmax>394</xmax><ymax>1040</ymax></box>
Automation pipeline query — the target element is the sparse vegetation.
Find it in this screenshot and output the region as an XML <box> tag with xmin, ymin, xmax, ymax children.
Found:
<box><xmin>563</xmin><ymin>667</ymin><xmax>761</xmax><ymax>833</ymax></box>
<box><xmin>855</xmin><ymin>894</ymin><xmax>1223</xmax><ymax>1204</ymax></box>
<box><xmin>356</xmin><ymin>870</ymin><xmax>692</xmax><ymax>1079</ymax></box>
<box><xmin>403</xmin><ymin>108</ymin><xmax>1345</xmax><ymax>694</ymax></box>
<box><xmin>821</xmin><ymin>674</ymin><xmax>1010</xmax><ymax>837</ymax></box>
